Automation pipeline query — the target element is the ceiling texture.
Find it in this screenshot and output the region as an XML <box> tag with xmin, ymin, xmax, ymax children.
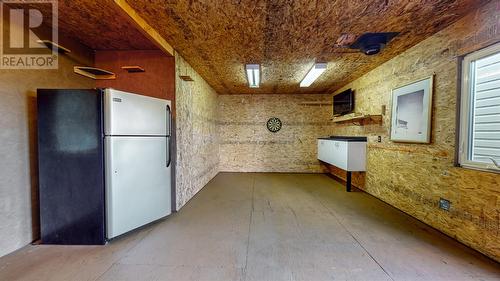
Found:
<box><xmin>7</xmin><ymin>0</ymin><xmax>159</xmax><ymax>50</ymax></box>
<box><xmin>125</xmin><ymin>0</ymin><xmax>487</xmax><ymax>95</ymax></box>
<box><xmin>14</xmin><ymin>0</ymin><xmax>487</xmax><ymax>94</ymax></box>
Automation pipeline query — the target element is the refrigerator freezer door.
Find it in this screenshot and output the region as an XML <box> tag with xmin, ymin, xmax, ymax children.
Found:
<box><xmin>105</xmin><ymin>136</ymin><xmax>171</xmax><ymax>239</ymax></box>
<box><xmin>104</xmin><ymin>89</ymin><xmax>171</xmax><ymax>136</ymax></box>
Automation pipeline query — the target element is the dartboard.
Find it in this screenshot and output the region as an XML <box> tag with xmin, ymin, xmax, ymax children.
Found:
<box><xmin>266</xmin><ymin>117</ymin><xmax>282</xmax><ymax>133</ymax></box>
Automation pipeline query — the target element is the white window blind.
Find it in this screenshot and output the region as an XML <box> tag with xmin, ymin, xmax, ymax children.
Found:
<box><xmin>471</xmin><ymin>52</ymin><xmax>500</xmax><ymax>163</ymax></box>
<box><xmin>460</xmin><ymin>43</ymin><xmax>500</xmax><ymax>172</ymax></box>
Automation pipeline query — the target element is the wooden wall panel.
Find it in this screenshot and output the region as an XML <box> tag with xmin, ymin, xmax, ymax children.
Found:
<box><xmin>325</xmin><ymin>165</ymin><xmax>366</xmax><ymax>190</ymax></box>
<box><xmin>218</xmin><ymin>94</ymin><xmax>335</xmax><ymax>173</ymax></box>
<box><xmin>175</xmin><ymin>55</ymin><xmax>220</xmax><ymax>210</ymax></box>
<box><xmin>328</xmin><ymin>0</ymin><xmax>500</xmax><ymax>261</ymax></box>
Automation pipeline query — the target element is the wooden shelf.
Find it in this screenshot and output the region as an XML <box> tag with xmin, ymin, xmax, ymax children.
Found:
<box><xmin>74</xmin><ymin>66</ymin><xmax>116</xmax><ymax>80</ymax></box>
<box><xmin>121</xmin><ymin>65</ymin><xmax>145</xmax><ymax>73</ymax></box>
<box><xmin>37</xmin><ymin>40</ymin><xmax>71</xmax><ymax>54</ymax></box>
<box><xmin>331</xmin><ymin>114</ymin><xmax>383</xmax><ymax>124</ymax></box>
<box><xmin>179</xmin><ymin>75</ymin><xmax>194</xmax><ymax>81</ymax></box>
<box><xmin>298</xmin><ymin>101</ymin><xmax>332</xmax><ymax>106</ymax></box>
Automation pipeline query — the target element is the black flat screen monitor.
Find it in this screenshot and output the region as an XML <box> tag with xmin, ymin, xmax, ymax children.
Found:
<box><xmin>333</xmin><ymin>89</ymin><xmax>354</xmax><ymax>116</ymax></box>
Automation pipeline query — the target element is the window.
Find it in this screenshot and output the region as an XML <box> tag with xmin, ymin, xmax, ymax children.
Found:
<box><xmin>459</xmin><ymin>43</ymin><xmax>500</xmax><ymax>172</ymax></box>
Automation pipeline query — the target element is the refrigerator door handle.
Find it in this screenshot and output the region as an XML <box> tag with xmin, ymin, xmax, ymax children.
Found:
<box><xmin>166</xmin><ymin>105</ymin><xmax>172</xmax><ymax>167</ymax></box>
<box><xmin>166</xmin><ymin>136</ymin><xmax>171</xmax><ymax>167</ymax></box>
<box><xmin>166</xmin><ymin>105</ymin><xmax>172</xmax><ymax>136</ymax></box>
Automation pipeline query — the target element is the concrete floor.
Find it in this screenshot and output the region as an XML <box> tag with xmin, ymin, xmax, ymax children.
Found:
<box><xmin>0</xmin><ymin>173</ymin><xmax>499</xmax><ymax>281</ymax></box>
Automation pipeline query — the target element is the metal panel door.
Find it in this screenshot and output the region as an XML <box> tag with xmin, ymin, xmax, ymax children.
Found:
<box><xmin>105</xmin><ymin>136</ymin><xmax>171</xmax><ymax>239</ymax></box>
<box><xmin>104</xmin><ymin>89</ymin><xmax>169</xmax><ymax>136</ymax></box>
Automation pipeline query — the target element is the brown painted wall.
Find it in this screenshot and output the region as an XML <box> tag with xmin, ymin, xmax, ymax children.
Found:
<box><xmin>218</xmin><ymin>94</ymin><xmax>334</xmax><ymax>173</ymax></box>
<box><xmin>328</xmin><ymin>0</ymin><xmax>500</xmax><ymax>261</ymax></box>
<box><xmin>0</xmin><ymin>17</ymin><xmax>95</xmax><ymax>257</ymax></box>
<box><xmin>95</xmin><ymin>50</ymin><xmax>175</xmax><ymax>103</ymax></box>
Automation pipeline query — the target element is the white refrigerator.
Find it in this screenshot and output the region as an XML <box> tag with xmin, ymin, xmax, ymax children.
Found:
<box><xmin>104</xmin><ymin>89</ymin><xmax>172</xmax><ymax>239</ymax></box>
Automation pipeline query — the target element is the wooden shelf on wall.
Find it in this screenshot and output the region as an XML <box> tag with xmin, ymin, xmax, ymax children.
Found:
<box><xmin>179</xmin><ymin>75</ymin><xmax>194</xmax><ymax>81</ymax></box>
<box><xmin>121</xmin><ymin>65</ymin><xmax>145</xmax><ymax>73</ymax></box>
<box><xmin>331</xmin><ymin>114</ymin><xmax>383</xmax><ymax>125</ymax></box>
<box><xmin>37</xmin><ymin>40</ymin><xmax>71</xmax><ymax>54</ymax></box>
<box><xmin>74</xmin><ymin>66</ymin><xmax>116</xmax><ymax>80</ymax></box>
<box><xmin>298</xmin><ymin>101</ymin><xmax>332</xmax><ymax>107</ymax></box>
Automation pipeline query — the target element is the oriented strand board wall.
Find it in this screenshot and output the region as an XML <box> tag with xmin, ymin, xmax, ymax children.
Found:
<box><xmin>175</xmin><ymin>54</ymin><xmax>219</xmax><ymax>209</ymax></box>
<box><xmin>218</xmin><ymin>94</ymin><xmax>334</xmax><ymax>172</ymax></box>
<box><xmin>0</xmin><ymin>23</ymin><xmax>95</xmax><ymax>257</ymax></box>
<box><xmin>329</xmin><ymin>0</ymin><xmax>500</xmax><ymax>261</ymax></box>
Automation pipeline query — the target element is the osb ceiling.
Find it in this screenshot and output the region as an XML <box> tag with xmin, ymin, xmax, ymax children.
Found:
<box><xmin>126</xmin><ymin>0</ymin><xmax>487</xmax><ymax>95</ymax></box>
<box><xmin>7</xmin><ymin>0</ymin><xmax>158</xmax><ymax>50</ymax></box>
<box><xmin>57</xmin><ymin>0</ymin><xmax>159</xmax><ymax>50</ymax></box>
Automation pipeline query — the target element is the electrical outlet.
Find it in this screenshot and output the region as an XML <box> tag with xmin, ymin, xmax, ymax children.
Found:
<box><xmin>439</xmin><ymin>198</ymin><xmax>451</xmax><ymax>211</ymax></box>
<box><xmin>377</xmin><ymin>136</ymin><xmax>382</xmax><ymax>143</ymax></box>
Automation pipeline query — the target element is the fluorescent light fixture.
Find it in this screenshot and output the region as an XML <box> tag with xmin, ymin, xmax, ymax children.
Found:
<box><xmin>300</xmin><ymin>63</ymin><xmax>327</xmax><ymax>87</ymax></box>
<box><xmin>245</xmin><ymin>64</ymin><xmax>260</xmax><ymax>88</ymax></box>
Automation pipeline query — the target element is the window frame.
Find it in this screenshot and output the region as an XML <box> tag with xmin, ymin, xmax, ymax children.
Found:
<box><xmin>458</xmin><ymin>42</ymin><xmax>500</xmax><ymax>173</ymax></box>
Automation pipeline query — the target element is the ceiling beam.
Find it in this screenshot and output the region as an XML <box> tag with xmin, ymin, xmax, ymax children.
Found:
<box><xmin>113</xmin><ymin>0</ymin><xmax>174</xmax><ymax>56</ymax></box>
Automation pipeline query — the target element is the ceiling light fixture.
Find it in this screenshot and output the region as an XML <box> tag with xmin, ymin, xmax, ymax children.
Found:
<box><xmin>300</xmin><ymin>63</ymin><xmax>327</xmax><ymax>87</ymax></box>
<box><xmin>245</xmin><ymin>64</ymin><xmax>260</xmax><ymax>88</ymax></box>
